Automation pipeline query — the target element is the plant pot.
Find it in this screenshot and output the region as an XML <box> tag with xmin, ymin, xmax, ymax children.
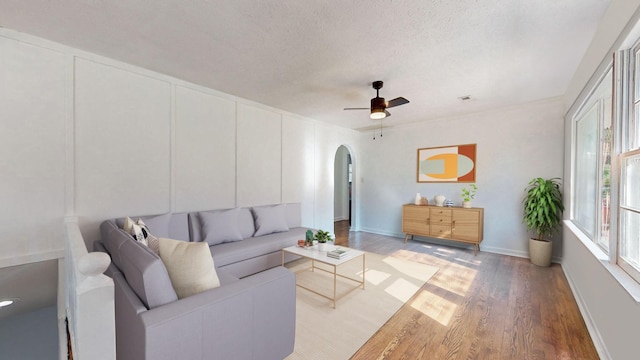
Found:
<box><xmin>462</xmin><ymin>201</ymin><xmax>472</xmax><ymax>208</ymax></box>
<box><xmin>318</xmin><ymin>242</ymin><xmax>327</xmax><ymax>252</ymax></box>
<box><xmin>529</xmin><ymin>238</ymin><xmax>552</xmax><ymax>267</ymax></box>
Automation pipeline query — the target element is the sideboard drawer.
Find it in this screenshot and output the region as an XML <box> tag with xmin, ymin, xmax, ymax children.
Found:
<box><xmin>430</xmin><ymin>208</ymin><xmax>452</xmax><ymax>217</ymax></box>
<box><xmin>430</xmin><ymin>214</ymin><xmax>451</xmax><ymax>225</ymax></box>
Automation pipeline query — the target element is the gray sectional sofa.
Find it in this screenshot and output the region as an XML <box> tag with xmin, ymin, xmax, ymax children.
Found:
<box><xmin>95</xmin><ymin>203</ymin><xmax>309</xmax><ymax>360</ymax></box>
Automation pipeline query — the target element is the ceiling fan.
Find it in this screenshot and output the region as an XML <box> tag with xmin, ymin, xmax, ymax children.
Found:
<box><xmin>344</xmin><ymin>80</ymin><xmax>409</xmax><ymax>119</ymax></box>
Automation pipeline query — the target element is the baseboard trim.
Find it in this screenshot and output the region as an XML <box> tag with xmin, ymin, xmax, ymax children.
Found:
<box><xmin>356</xmin><ymin>228</ymin><xmax>562</xmax><ymax>263</ymax></box>
<box><xmin>561</xmin><ymin>263</ymin><xmax>611</xmax><ymax>360</ymax></box>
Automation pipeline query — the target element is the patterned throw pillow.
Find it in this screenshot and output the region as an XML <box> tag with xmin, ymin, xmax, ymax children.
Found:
<box><xmin>123</xmin><ymin>217</ymin><xmax>160</xmax><ymax>255</ymax></box>
<box><xmin>146</xmin><ymin>234</ymin><xmax>160</xmax><ymax>255</ymax></box>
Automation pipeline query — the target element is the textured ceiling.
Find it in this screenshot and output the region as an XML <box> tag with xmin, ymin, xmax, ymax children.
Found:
<box><xmin>0</xmin><ymin>0</ymin><xmax>610</xmax><ymax>130</ymax></box>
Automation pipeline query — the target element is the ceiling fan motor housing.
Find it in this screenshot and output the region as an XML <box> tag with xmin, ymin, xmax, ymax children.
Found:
<box><xmin>371</xmin><ymin>96</ymin><xmax>386</xmax><ymax>111</ymax></box>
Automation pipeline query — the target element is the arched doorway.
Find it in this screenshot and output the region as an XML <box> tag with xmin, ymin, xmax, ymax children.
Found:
<box><xmin>334</xmin><ymin>145</ymin><xmax>353</xmax><ymax>244</ymax></box>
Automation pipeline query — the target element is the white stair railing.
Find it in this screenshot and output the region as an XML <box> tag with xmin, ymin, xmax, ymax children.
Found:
<box><xmin>64</xmin><ymin>218</ymin><xmax>114</xmax><ymax>359</ymax></box>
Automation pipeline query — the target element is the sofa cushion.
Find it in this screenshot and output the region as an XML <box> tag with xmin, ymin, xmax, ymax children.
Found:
<box><xmin>159</xmin><ymin>237</ymin><xmax>221</xmax><ymax>298</ymax></box>
<box><xmin>100</xmin><ymin>220</ymin><xmax>130</xmax><ymax>270</ymax></box>
<box><xmin>190</xmin><ymin>208</ymin><xmax>255</xmax><ymax>243</ymax></box>
<box><xmin>252</xmin><ymin>204</ymin><xmax>290</xmax><ymax>237</ymax></box>
<box><xmin>199</xmin><ymin>209</ymin><xmax>245</xmax><ymax>245</ymax></box>
<box><xmin>211</xmin><ymin>227</ymin><xmax>308</xmax><ymax>268</ymax></box>
<box><xmin>101</xmin><ymin>219</ymin><xmax>178</xmax><ymax>309</ymax></box>
<box><xmin>118</xmin><ymin>237</ymin><xmax>178</xmax><ymax>309</ymax></box>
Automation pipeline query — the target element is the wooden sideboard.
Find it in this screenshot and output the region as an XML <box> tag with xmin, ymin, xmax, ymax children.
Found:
<box><xmin>402</xmin><ymin>204</ymin><xmax>484</xmax><ymax>255</ymax></box>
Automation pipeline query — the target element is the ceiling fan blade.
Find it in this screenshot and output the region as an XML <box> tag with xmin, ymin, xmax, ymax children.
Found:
<box><xmin>385</xmin><ymin>110</ymin><xmax>391</xmax><ymax>117</ymax></box>
<box><xmin>386</xmin><ymin>97</ymin><xmax>409</xmax><ymax>108</ymax></box>
<box><xmin>344</xmin><ymin>107</ymin><xmax>370</xmax><ymax>110</ymax></box>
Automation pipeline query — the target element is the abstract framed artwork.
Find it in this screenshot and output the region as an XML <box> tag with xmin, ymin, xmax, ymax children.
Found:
<box><xmin>417</xmin><ymin>144</ymin><xmax>476</xmax><ymax>183</ymax></box>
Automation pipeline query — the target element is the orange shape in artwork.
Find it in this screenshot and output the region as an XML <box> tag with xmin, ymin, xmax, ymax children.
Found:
<box><xmin>426</xmin><ymin>153</ymin><xmax>458</xmax><ymax>179</ymax></box>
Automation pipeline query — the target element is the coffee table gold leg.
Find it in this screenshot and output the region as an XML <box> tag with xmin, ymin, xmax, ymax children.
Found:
<box><xmin>281</xmin><ymin>250</ymin><xmax>284</xmax><ymax>266</ymax></box>
<box><xmin>362</xmin><ymin>253</ymin><xmax>366</xmax><ymax>290</ymax></box>
<box><xmin>333</xmin><ymin>265</ymin><xmax>337</xmax><ymax>309</ymax></box>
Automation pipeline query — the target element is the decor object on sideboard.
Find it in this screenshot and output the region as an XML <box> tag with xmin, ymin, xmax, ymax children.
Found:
<box><xmin>434</xmin><ymin>195</ymin><xmax>446</xmax><ymax>207</ymax></box>
<box><xmin>523</xmin><ymin>177</ymin><xmax>564</xmax><ymax>267</ymax></box>
<box><xmin>314</xmin><ymin>229</ymin><xmax>332</xmax><ymax>251</ymax></box>
<box><xmin>444</xmin><ymin>199</ymin><xmax>454</xmax><ymax>207</ymax></box>
<box><xmin>417</xmin><ymin>143</ymin><xmax>476</xmax><ymax>183</ymax></box>
<box><xmin>461</xmin><ymin>183</ymin><xmax>477</xmax><ymax>208</ymax></box>
<box><xmin>414</xmin><ymin>193</ymin><xmax>422</xmax><ymax>205</ymax></box>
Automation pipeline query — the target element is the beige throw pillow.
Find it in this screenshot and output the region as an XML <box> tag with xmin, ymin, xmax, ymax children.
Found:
<box><xmin>158</xmin><ymin>238</ymin><xmax>220</xmax><ymax>299</ymax></box>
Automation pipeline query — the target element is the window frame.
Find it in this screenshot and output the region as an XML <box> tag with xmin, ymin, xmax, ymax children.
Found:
<box><xmin>570</xmin><ymin>65</ymin><xmax>613</xmax><ymax>254</ymax></box>
<box><xmin>616</xmin><ymin>40</ymin><xmax>640</xmax><ymax>282</ymax></box>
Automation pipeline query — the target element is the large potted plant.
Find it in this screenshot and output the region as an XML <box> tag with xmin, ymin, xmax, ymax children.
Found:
<box><xmin>523</xmin><ymin>177</ymin><xmax>564</xmax><ymax>266</ymax></box>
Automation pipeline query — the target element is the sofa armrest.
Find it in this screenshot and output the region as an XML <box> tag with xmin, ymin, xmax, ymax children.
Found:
<box><xmin>126</xmin><ymin>266</ymin><xmax>295</xmax><ymax>360</ymax></box>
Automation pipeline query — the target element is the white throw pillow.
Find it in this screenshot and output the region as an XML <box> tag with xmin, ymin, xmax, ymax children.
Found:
<box><xmin>123</xmin><ymin>217</ymin><xmax>160</xmax><ymax>254</ymax></box>
<box><xmin>123</xmin><ymin>217</ymin><xmax>147</xmax><ymax>245</ymax></box>
<box><xmin>158</xmin><ymin>237</ymin><xmax>220</xmax><ymax>299</ymax></box>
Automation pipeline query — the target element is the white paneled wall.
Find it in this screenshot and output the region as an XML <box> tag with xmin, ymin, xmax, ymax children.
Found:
<box><xmin>236</xmin><ymin>104</ymin><xmax>283</xmax><ymax>207</ymax></box>
<box><xmin>74</xmin><ymin>58</ymin><xmax>172</xmax><ymax>244</ymax></box>
<box><xmin>282</xmin><ymin>115</ymin><xmax>316</xmax><ymax>227</ymax></box>
<box><xmin>0</xmin><ymin>37</ymin><xmax>67</xmax><ymax>265</ymax></box>
<box><xmin>0</xmin><ymin>29</ymin><xmax>360</xmax><ymax>259</ymax></box>
<box><xmin>174</xmin><ymin>85</ymin><xmax>237</xmax><ymax>212</ymax></box>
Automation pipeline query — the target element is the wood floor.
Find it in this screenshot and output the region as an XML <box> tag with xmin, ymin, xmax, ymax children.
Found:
<box><xmin>332</xmin><ymin>221</ymin><xmax>599</xmax><ymax>360</ymax></box>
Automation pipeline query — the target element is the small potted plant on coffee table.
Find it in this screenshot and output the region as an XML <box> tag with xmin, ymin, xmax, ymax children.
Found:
<box><xmin>314</xmin><ymin>229</ymin><xmax>331</xmax><ymax>251</ymax></box>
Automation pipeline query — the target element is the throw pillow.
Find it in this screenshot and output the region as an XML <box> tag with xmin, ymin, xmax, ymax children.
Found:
<box><xmin>123</xmin><ymin>217</ymin><xmax>148</xmax><ymax>245</ymax></box>
<box><xmin>146</xmin><ymin>234</ymin><xmax>160</xmax><ymax>255</ymax></box>
<box><xmin>252</xmin><ymin>204</ymin><xmax>290</xmax><ymax>237</ymax></box>
<box><xmin>123</xmin><ymin>217</ymin><xmax>160</xmax><ymax>254</ymax></box>
<box><xmin>199</xmin><ymin>209</ymin><xmax>244</xmax><ymax>246</ymax></box>
<box><xmin>158</xmin><ymin>238</ymin><xmax>220</xmax><ymax>299</ymax></box>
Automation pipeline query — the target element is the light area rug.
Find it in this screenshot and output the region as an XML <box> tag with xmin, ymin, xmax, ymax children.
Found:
<box><xmin>284</xmin><ymin>251</ymin><xmax>439</xmax><ymax>360</ymax></box>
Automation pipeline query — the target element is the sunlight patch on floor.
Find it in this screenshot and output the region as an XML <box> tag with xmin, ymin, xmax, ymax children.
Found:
<box><xmin>435</xmin><ymin>247</ymin><xmax>455</xmax><ymax>255</ymax></box>
<box><xmin>410</xmin><ymin>289</ymin><xmax>457</xmax><ymax>326</ymax></box>
<box><xmin>381</xmin><ymin>256</ymin><xmax>437</xmax><ymax>282</ymax></box>
<box><xmin>453</xmin><ymin>257</ymin><xmax>482</xmax><ymax>266</ymax></box>
<box><xmin>429</xmin><ymin>264</ymin><xmax>477</xmax><ymax>297</ymax></box>
<box><xmin>363</xmin><ymin>268</ymin><xmax>391</xmax><ymax>286</ymax></box>
<box><xmin>385</xmin><ymin>278</ymin><xmax>420</xmax><ymax>303</ymax></box>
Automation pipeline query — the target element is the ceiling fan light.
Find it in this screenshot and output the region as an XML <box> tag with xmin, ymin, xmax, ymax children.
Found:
<box><xmin>370</xmin><ymin>108</ymin><xmax>386</xmax><ymax>119</ymax></box>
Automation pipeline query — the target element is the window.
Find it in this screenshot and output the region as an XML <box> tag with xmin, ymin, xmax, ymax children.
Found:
<box><xmin>570</xmin><ymin>22</ymin><xmax>640</xmax><ymax>286</ymax></box>
<box><xmin>619</xmin><ymin>150</ymin><xmax>640</xmax><ymax>282</ymax></box>
<box><xmin>618</xmin><ymin>43</ymin><xmax>640</xmax><ymax>282</ymax></box>
<box><xmin>572</xmin><ymin>68</ymin><xmax>612</xmax><ymax>252</ymax></box>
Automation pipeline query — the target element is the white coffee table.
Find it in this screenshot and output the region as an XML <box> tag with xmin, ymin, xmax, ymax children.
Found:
<box><xmin>282</xmin><ymin>245</ymin><xmax>365</xmax><ymax>308</ymax></box>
